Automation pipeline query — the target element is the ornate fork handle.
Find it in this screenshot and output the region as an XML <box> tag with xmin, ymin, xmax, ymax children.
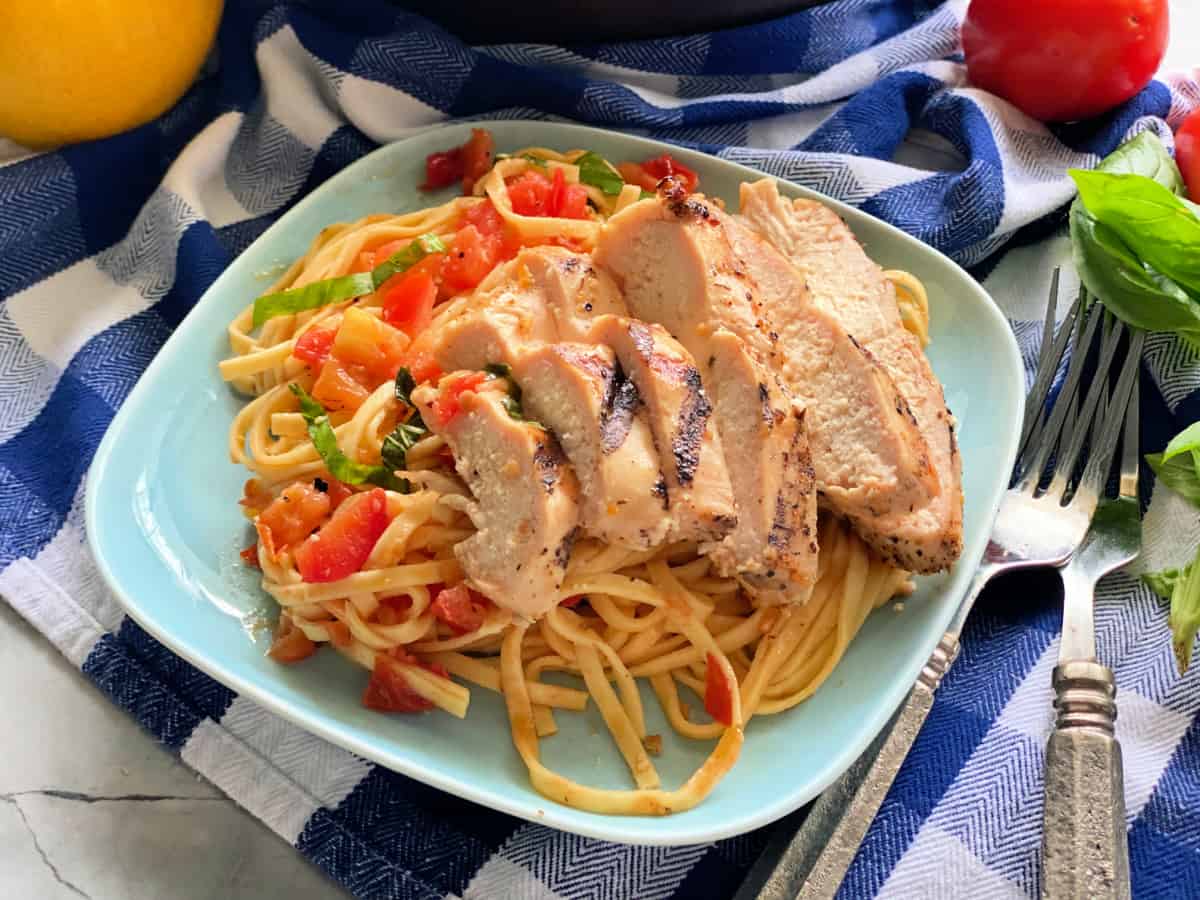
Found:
<box><xmin>1041</xmin><ymin>660</ymin><xmax>1130</xmax><ymax>900</ymax></box>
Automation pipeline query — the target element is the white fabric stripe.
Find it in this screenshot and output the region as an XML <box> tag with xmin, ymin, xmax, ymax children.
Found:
<box><xmin>0</xmin><ymin>558</ymin><xmax>104</xmax><ymax>667</ymax></box>
<box><xmin>181</xmin><ymin>716</ymin><xmax>318</xmax><ymax>845</ymax></box>
<box><xmin>337</xmin><ymin>74</ymin><xmax>446</xmax><ymax>144</ymax></box>
<box><xmin>6</xmin><ymin>258</ymin><xmax>147</xmax><ymax>370</ymax></box>
<box><xmin>878</xmin><ymin>824</ymin><xmax>1027</xmax><ymax>900</ymax></box>
<box><xmin>216</xmin><ymin>696</ymin><xmax>372</xmax><ymax>811</ymax></box>
<box><xmin>160</xmin><ymin>112</ymin><xmax>255</xmax><ymax>229</ymax></box>
<box><xmin>463</xmin><ymin>852</ymin><xmax>566</xmax><ymax>900</ymax></box>
<box><xmin>0</xmin><ymin>305</ymin><xmax>62</xmax><ymax>444</ymax></box>
<box><xmin>257</xmin><ymin>25</ymin><xmax>344</xmax><ymax>152</ymax></box>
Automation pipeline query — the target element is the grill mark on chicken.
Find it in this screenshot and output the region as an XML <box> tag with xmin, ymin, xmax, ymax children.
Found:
<box><xmin>600</xmin><ymin>371</ymin><xmax>640</xmax><ymax>454</ymax></box>
<box><xmin>659</xmin><ymin>176</ymin><xmax>711</xmax><ymax>220</ymax></box>
<box><xmin>533</xmin><ymin>439</ymin><xmax>566</xmax><ymax>493</ymax></box>
<box><xmin>554</xmin><ymin>526</ymin><xmax>580</xmax><ymax>570</ymax></box>
<box><xmin>758</xmin><ymin>382</ymin><xmax>774</xmax><ymax>427</ymax></box>
<box><xmin>768</xmin><ymin>410</ymin><xmax>814</xmax><ymax>550</ymax></box>
<box><xmin>672</xmin><ymin>367</ymin><xmax>711</xmax><ymax>487</ymax></box>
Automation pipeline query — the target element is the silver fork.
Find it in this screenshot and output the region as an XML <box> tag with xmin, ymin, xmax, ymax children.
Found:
<box><xmin>742</xmin><ymin>275</ymin><xmax>1137</xmax><ymax>900</ymax></box>
<box><xmin>1041</xmin><ymin>329</ymin><xmax>1142</xmax><ymax>900</ymax></box>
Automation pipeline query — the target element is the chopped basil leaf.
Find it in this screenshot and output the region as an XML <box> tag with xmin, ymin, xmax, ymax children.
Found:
<box><xmin>1143</xmin><ymin>547</ymin><xmax>1200</xmax><ymax>673</ymax></box>
<box><xmin>521</xmin><ymin>153</ymin><xmax>549</xmax><ymax>168</ymax></box>
<box><xmin>289</xmin><ymin>383</ymin><xmax>407</xmax><ymax>492</ymax></box>
<box><xmin>381</xmin><ymin>422</ymin><xmax>426</xmax><ymax>475</ymax></box>
<box><xmin>393</xmin><ymin>366</ymin><xmax>423</xmax><ymax>427</ymax></box>
<box><xmin>1146</xmin><ymin>421</ymin><xmax>1200</xmax><ymax>508</ymax></box>
<box><xmin>576</xmin><ymin>151</ymin><xmax>625</xmax><ymax>197</ymax></box>
<box><xmin>482</xmin><ymin>362</ymin><xmax>542</xmax><ymax>426</ymax></box>
<box><xmin>252</xmin><ymin>234</ymin><xmax>446</xmax><ymax>328</ymax></box>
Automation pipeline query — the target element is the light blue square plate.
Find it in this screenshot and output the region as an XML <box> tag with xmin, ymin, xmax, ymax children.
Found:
<box><xmin>86</xmin><ymin>121</ymin><xmax>1024</xmax><ymax>846</ymax></box>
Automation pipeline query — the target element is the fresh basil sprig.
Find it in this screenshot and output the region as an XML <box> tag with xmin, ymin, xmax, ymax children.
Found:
<box><xmin>289</xmin><ymin>383</ymin><xmax>407</xmax><ymax>492</ymax></box>
<box><xmin>575</xmin><ymin>151</ymin><xmax>625</xmax><ymax>197</ymax></box>
<box><xmin>1068</xmin><ymin>132</ymin><xmax>1200</xmax><ymax>345</ymax></box>
<box><xmin>1143</xmin><ymin>549</ymin><xmax>1200</xmax><ymax>673</ymax></box>
<box><xmin>253</xmin><ymin>234</ymin><xmax>446</xmax><ymax>328</ymax></box>
<box><xmin>1146</xmin><ymin>421</ymin><xmax>1200</xmax><ymax>508</ymax></box>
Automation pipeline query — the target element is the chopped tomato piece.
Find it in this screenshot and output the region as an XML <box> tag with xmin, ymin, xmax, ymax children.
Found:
<box><xmin>269</xmin><ymin>616</ymin><xmax>317</xmax><ymax>663</ymax></box>
<box><xmin>441</xmin><ymin>225</ymin><xmax>500</xmax><ymax>295</ymax></box>
<box><xmin>506</xmin><ymin>171</ymin><xmax>553</xmax><ymax>217</ymax></box>
<box><xmin>557</xmin><ymin>181</ymin><xmax>590</xmax><ymax>220</ymax></box>
<box><xmin>240</xmin><ymin>478</ymin><xmax>273</xmax><ymax>516</ymax></box>
<box><xmin>431</xmin><ymin>584</ymin><xmax>490</xmax><ymax>635</ymax></box>
<box><xmin>421</xmin><ymin>147</ymin><xmax>465</xmax><ymax>192</ymax></box>
<box><xmin>294</xmin><ymin>488</ymin><xmax>390</xmax><ymax>583</ymax></box>
<box><xmin>382</xmin><ymin>270</ymin><xmax>438</xmax><ymax>338</ymax></box>
<box><xmin>363</xmin><ymin>653</ymin><xmax>434</xmax><ymax>712</ymax></box>
<box><xmin>405</xmin><ymin>348</ymin><xmax>443</xmax><ymax>387</ymax></box>
<box><xmin>314</xmin><ymin>476</ymin><xmax>354</xmax><ymax>510</ymax></box>
<box><xmin>311</xmin><ymin>360</ymin><xmax>372</xmax><ymax>412</ymax></box>
<box><xmin>462</xmin><ymin>199</ymin><xmax>522</xmax><ymax>260</ymax></box>
<box><xmin>617</xmin><ymin>161</ymin><xmax>658</xmax><ymax>192</ymax></box>
<box><xmin>639</xmin><ymin>153</ymin><xmax>699</xmax><ymax>193</ymax></box>
<box><xmin>292</xmin><ymin>319</ymin><xmax>340</xmax><ymax>368</ymax></box>
<box><xmin>330</xmin><ymin>307</ymin><xmax>409</xmax><ymax>382</ymax></box>
<box><xmin>704</xmin><ymin>652</ymin><xmax>734</xmax><ymax>727</ymax></box>
<box><xmin>257</xmin><ymin>482</ymin><xmax>332</xmax><ymax>551</ymax></box>
<box><xmin>460</xmin><ymin>128</ymin><xmax>494</xmax><ymax>193</ymax></box>
<box><xmin>240</xmin><ymin>543</ymin><xmax>260</xmax><ymax>568</ymax></box>
<box><xmin>427</xmin><ymin>371</ymin><xmax>488</xmax><ymax>428</ymax></box>
<box><xmin>561</xmin><ymin>594</ymin><xmax>585</xmax><ymax>608</ymax></box>
<box><xmin>324</xmin><ymin>619</ymin><xmax>352</xmax><ymax>647</ymax></box>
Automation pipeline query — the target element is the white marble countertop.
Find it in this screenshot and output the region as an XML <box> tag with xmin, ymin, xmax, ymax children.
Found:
<box><xmin>3</xmin><ymin>7</ymin><xmax>1197</xmax><ymax>899</ymax></box>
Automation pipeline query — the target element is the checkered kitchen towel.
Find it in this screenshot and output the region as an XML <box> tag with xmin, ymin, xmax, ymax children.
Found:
<box><xmin>2</xmin><ymin>0</ymin><xmax>1199</xmax><ymax>896</ymax></box>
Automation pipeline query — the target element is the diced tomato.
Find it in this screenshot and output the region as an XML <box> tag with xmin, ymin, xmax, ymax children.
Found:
<box><xmin>441</xmin><ymin>225</ymin><xmax>500</xmax><ymax>295</ymax></box>
<box><xmin>325</xmin><ymin>619</ymin><xmax>352</xmax><ymax>647</ymax></box>
<box><xmin>405</xmin><ymin>347</ymin><xmax>443</xmax><ymax>387</ymax></box>
<box><xmin>240</xmin><ymin>543</ymin><xmax>261</xmax><ymax>568</ymax></box>
<box><xmin>382</xmin><ymin>270</ymin><xmax>438</xmax><ymax>337</ymax></box>
<box><xmin>548</xmin><ymin>166</ymin><xmax>567</xmax><ymax>217</ymax></box>
<box><xmin>704</xmin><ymin>652</ymin><xmax>734</xmax><ymax>727</ymax></box>
<box><xmin>363</xmin><ymin>653</ymin><xmax>435</xmax><ymax>712</ymax></box>
<box><xmin>506</xmin><ymin>171</ymin><xmax>553</xmax><ymax>217</ymax></box>
<box><xmin>639</xmin><ymin>153</ymin><xmax>699</xmax><ymax>192</ymax></box>
<box><xmin>376</xmin><ymin>594</ymin><xmax>414</xmax><ymax>626</ymax></box>
<box><xmin>292</xmin><ymin>320</ymin><xmax>340</xmax><ymax>368</ymax></box>
<box><xmin>268</xmin><ymin>615</ymin><xmax>317</xmax><ymax>663</ymax></box>
<box><xmin>314</xmin><ymin>476</ymin><xmax>354</xmax><ymax>510</ymax></box>
<box><xmin>311</xmin><ymin>360</ymin><xmax>372</xmax><ymax>412</ymax></box>
<box><xmin>294</xmin><ymin>488</ymin><xmax>390</xmax><ymax>583</ymax></box>
<box><xmin>330</xmin><ymin>307</ymin><xmax>409</xmax><ymax>383</ymax></box>
<box><xmin>461</xmin><ymin>128</ymin><xmax>494</xmax><ymax>193</ymax></box>
<box><xmin>431</xmin><ymin>584</ymin><xmax>490</xmax><ymax>635</ymax></box>
<box><xmin>240</xmin><ymin>478</ymin><xmax>273</xmax><ymax>516</ymax></box>
<box><xmin>426</xmin><ymin>371</ymin><xmax>488</xmax><ymax>428</ymax></box>
<box><xmin>257</xmin><ymin>482</ymin><xmax>332</xmax><ymax>551</ymax></box>
<box><xmin>617</xmin><ymin>161</ymin><xmax>658</xmax><ymax>192</ymax></box>
<box><xmin>561</xmin><ymin>594</ymin><xmax>585</xmax><ymax>608</ymax></box>
<box><xmin>421</xmin><ymin>147</ymin><xmax>465</xmax><ymax>192</ymax></box>
<box><xmin>557</xmin><ymin>181</ymin><xmax>590</xmax><ymax>220</ymax></box>
<box><xmin>462</xmin><ymin>199</ymin><xmax>521</xmax><ymax>260</ymax></box>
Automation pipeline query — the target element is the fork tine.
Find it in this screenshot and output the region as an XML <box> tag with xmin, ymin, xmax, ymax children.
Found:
<box><xmin>1019</xmin><ymin>269</ymin><xmax>1063</xmax><ymax>448</ymax></box>
<box><xmin>1016</xmin><ymin>297</ymin><xmax>1104</xmax><ymax>488</ymax></box>
<box><xmin>1077</xmin><ymin>327</ymin><xmax>1145</xmax><ymax>499</ymax></box>
<box><xmin>1046</xmin><ymin>311</ymin><xmax>1125</xmax><ymax>495</ymax></box>
<box><xmin>1119</xmin><ymin>364</ymin><xmax>1140</xmax><ymax>501</ymax></box>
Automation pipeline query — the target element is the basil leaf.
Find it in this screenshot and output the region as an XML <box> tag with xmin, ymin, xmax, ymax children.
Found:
<box><xmin>1096</xmin><ymin>130</ymin><xmax>1187</xmax><ymax>192</ymax></box>
<box><xmin>1146</xmin><ymin>451</ymin><xmax>1200</xmax><ymax>507</ymax></box>
<box><xmin>252</xmin><ymin>234</ymin><xmax>446</xmax><ymax>327</ymax></box>
<box><xmin>521</xmin><ymin>153</ymin><xmax>549</xmax><ymax>168</ymax></box>
<box><xmin>289</xmin><ymin>383</ymin><xmax>407</xmax><ymax>491</ymax></box>
<box><xmin>380</xmin><ymin>422</ymin><xmax>426</xmax><ymax>474</ymax></box>
<box><xmin>1161</xmin><ymin>421</ymin><xmax>1200</xmax><ymax>463</ymax></box>
<box><xmin>575</xmin><ymin>151</ymin><xmax>624</xmax><ymax>197</ymax></box>
<box><xmin>639</xmin><ymin>189</ymin><xmax>656</xmax><ymax>201</ymax></box>
<box><xmin>1143</xmin><ymin>548</ymin><xmax>1200</xmax><ymax>673</ymax></box>
<box><xmin>1069</xmin><ymin>203</ymin><xmax>1200</xmax><ymax>337</ymax></box>
<box><xmin>1070</xmin><ymin>170</ymin><xmax>1200</xmax><ymax>295</ymax></box>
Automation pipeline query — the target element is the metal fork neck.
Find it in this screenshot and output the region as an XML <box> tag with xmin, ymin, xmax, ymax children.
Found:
<box><xmin>1052</xmin><ymin>660</ymin><xmax>1116</xmax><ymax>735</ymax></box>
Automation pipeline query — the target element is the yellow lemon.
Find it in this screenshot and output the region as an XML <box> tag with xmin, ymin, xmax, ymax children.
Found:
<box><xmin>0</xmin><ymin>0</ymin><xmax>224</xmax><ymax>148</ymax></box>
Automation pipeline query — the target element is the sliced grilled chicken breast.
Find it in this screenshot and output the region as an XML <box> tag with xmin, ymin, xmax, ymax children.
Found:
<box><xmin>702</xmin><ymin>330</ymin><xmax>818</xmax><ymax>602</ymax></box>
<box><xmin>514</xmin><ymin>343</ymin><xmax>671</xmax><ymax>549</ymax></box>
<box><xmin>739</xmin><ymin>179</ymin><xmax>962</xmax><ymax>571</ymax></box>
<box><xmin>589</xmin><ymin>314</ymin><xmax>737</xmax><ymax>544</ymax></box>
<box><xmin>595</xmin><ymin>183</ymin><xmax>937</xmax><ymax>527</ymax></box>
<box><xmin>412</xmin><ymin>381</ymin><xmax>580</xmax><ymax>620</ymax></box>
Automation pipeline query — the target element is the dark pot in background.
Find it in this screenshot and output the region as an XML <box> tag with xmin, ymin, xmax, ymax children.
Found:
<box><xmin>394</xmin><ymin>1</ymin><xmax>831</xmax><ymax>44</ymax></box>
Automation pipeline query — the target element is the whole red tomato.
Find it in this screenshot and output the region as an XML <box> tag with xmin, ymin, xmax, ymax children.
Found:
<box><xmin>963</xmin><ymin>0</ymin><xmax>1168</xmax><ymax>122</ymax></box>
<box><xmin>1176</xmin><ymin>110</ymin><xmax>1200</xmax><ymax>202</ymax></box>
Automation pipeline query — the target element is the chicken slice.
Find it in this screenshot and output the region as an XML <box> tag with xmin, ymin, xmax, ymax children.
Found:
<box><xmin>594</xmin><ymin>183</ymin><xmax>937</xmax><ymax>527</ymax></box>
<box><xmin>411</xmin><ymin>380</ymin><xmax>580</xmax><ymax>620</ymax></box>
<box><xmin>514</xmin><ymin>343</ymin><xmax>671</xmax><ymax>550</ymax></box>
<box><xmin>588</xmin><ymin>314</ymin><xmax>737</xmax><ymax>544</ymax></box>
<box><xmin>739</xmin><ymin>179</ymin><xmax>962</xmax><ymax>572</ymax></box>
<box><xmin>702</xmin><ymin>330</ymin><xmax>818</xmax><ymax>602</ymax></box>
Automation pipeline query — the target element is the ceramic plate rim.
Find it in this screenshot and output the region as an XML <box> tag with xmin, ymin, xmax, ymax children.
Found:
<box><xmin>85</xmin><ymin>120</ymin><xmax>1024</xmax><ymax>846</ymax></box>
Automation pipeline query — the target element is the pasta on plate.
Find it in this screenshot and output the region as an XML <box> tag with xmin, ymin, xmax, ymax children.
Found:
<box><xmin>218</xmin><ymin>129</ymin><xmax>954</xmax><ymax>816</ymax></box>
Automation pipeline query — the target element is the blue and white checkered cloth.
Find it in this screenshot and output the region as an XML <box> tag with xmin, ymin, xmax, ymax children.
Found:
<box><xmin>2</xmin><ymin>1</ymin><xmax>1199</xmax><ymax>896</ymax></box>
